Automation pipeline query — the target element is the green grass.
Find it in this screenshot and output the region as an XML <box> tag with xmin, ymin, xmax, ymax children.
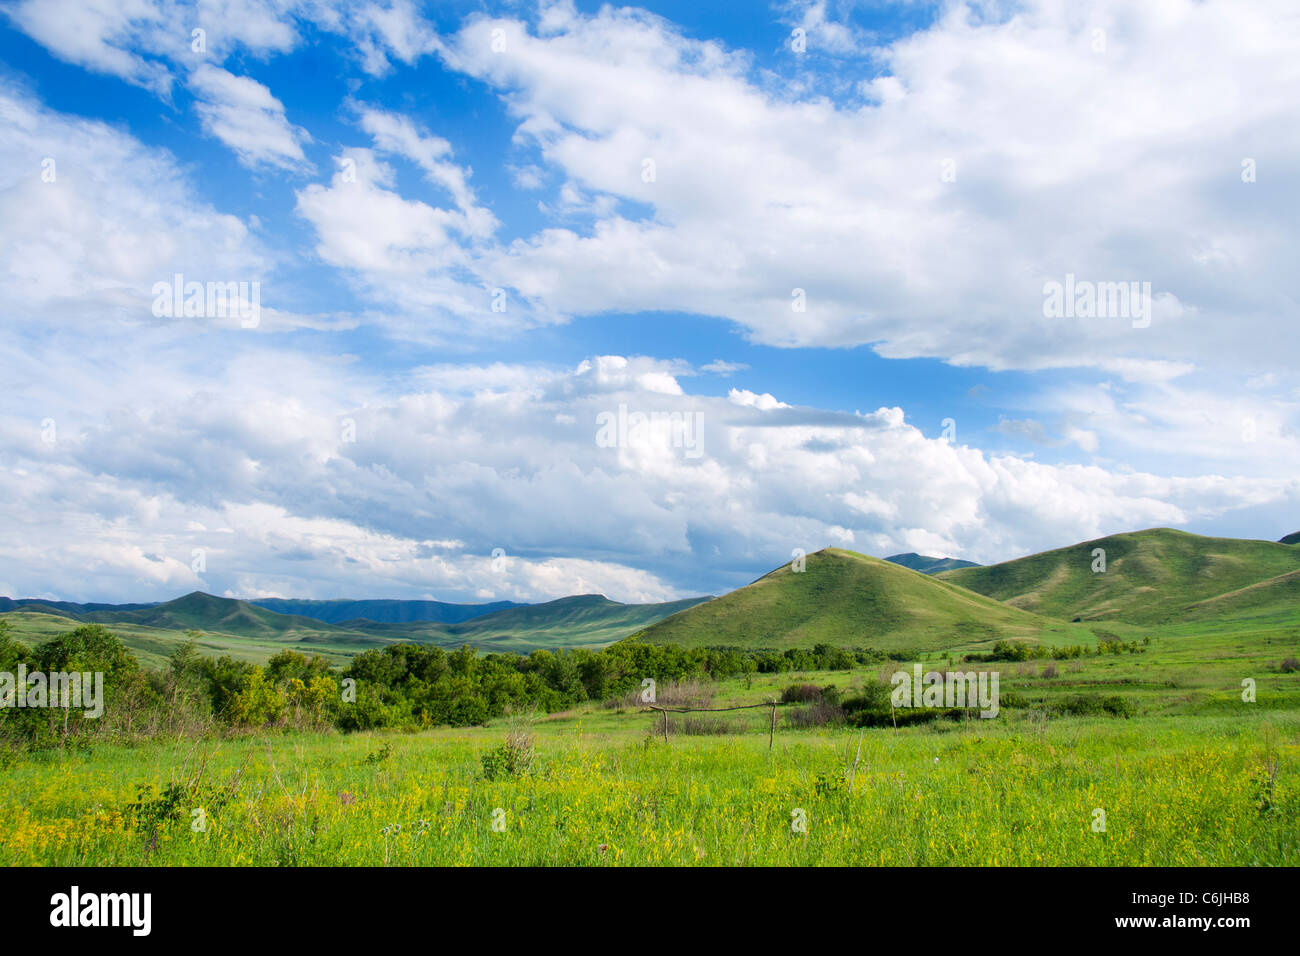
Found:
<box><xmin>938</xmin><ymin>527</ymin><xmax>1300</xmax><ymax>624</ymax></box>
<box><xmin>3</xmin><ymin>612</ymin><xmax>1297</xmax><ymax>866</ymax></box>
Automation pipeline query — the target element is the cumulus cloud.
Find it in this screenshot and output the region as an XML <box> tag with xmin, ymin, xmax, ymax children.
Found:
<box><xmin>188</xmin><ymin>64</ymin><xmax>311</xmax><ymax>171</ymax></box>
<box><xmin>3</xmin><ymin>1</ymin><xmax>1299</xmax><ymax>607</ymax></box>
<box><xmin>2</xmin><ymin>340</ymin><xmax>1295</xmax><ymax>603</ymax></box>
<box><xmin>0</xmin><ymin>80</ymin><xmax>269</xmax><ymax>326</ymax></box>
<box><xmin>439</xmin><ymin>0</ymin><xmax>1300</xmax><ymax>383</ymax></box>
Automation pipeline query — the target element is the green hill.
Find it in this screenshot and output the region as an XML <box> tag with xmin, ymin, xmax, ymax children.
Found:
<box><xmin>629</xmin><ymin>548</ymin><xmax>1067</xmax><ymax>652</ymax></box>
<box><xmin>1279</xmin><ymin>531</ymin><xmax>1300</xmax><ymax>546</ymax></box>
<box><xmin>936</xmin><ymin>528</ymin><xmax>1300</xmax><ymax>624</ymax></box>
<box><xmin>884</xmin><ymin>552</ymin><xmax>981</xmax><ymax>574</ymax></box>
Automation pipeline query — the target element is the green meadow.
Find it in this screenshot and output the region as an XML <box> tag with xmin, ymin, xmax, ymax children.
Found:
<box><xmin>3</xmin><ymin>615</ymin><xmax>1297</xmax><ymax>867</ymax></box>
<box><xmin>3</xmin><ymin>528</ymin><xmax>1299</xmax><ymax>867</ymax></box>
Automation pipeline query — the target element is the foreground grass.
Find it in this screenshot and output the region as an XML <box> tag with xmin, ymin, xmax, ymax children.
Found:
<box><xmin>3</xmin><ymin>710</ymin><xmax>1296</xmax><ymax>866</ymax></box>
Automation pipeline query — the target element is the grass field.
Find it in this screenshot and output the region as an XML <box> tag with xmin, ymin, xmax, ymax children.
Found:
<box><xmin>4</xmin><ymin>615</ymin><xmax>1297</xmax><ymax>867</ymax></box>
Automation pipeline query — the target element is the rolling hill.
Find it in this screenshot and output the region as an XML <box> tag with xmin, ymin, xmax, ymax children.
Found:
<box><xmin>629</xmin><ymin>547</ymin><xmax>1074</xmax><ymax>652</ymax></box>
<box><xmin>6</xmin><ymin>526</ymin><xmax>1297</xmax><ymax>664</ymax></box>
<box><xmin>936</xmin><ymin>528</ymin><xmax>1300</xmax><ymax>624</ymax></box>
<box><xmin>884</xmin><ymin>552</ymin><xmax>981</xmax><ymax>574</ymax></box>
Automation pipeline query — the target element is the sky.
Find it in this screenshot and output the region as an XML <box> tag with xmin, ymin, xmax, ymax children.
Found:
<box><xmin>0</xmin><ymin>0</ymin><xmax>1297</xmax><ymax>605</ymax></box>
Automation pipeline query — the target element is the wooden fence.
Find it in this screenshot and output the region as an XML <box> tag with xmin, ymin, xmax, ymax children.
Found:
<box><xmin>644</xmin><ymin>700</ymin><xmax>785</xmax><ymax>748</ymax></box>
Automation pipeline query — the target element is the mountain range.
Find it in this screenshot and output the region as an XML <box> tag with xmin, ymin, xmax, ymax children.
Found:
<box><xmin>2</xmin><ymin>530</ymin><xmax>1297</xmax><ymax>663</ymax></box>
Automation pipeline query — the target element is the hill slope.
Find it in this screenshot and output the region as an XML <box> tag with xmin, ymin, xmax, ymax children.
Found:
<box><xmin>630</xmin><ymin>548</ymin><xmax>1061</xmax><ymax>652</ymax></box>
<box><xmin>885</xmin><ymin>553</ymin><xmax>981</xmax><ymax>574</ymax></box>
<box><xmin>936</xmin><ymin>528</ymin><xmax>1300</xmax><ymax>624</ymax></box>
<box><xmin>1181</xmin><ymin>569</ymin><xmax>1300</xmax><ymax>622</ymax></box>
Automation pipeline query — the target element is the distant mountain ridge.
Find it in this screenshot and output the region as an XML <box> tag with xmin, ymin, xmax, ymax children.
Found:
<box><xmin>884</xmin><ymin>552</ymin><xmax>981</xmax><ymax>574</ymax></box>
<box><xmin>249</xmin><ymin>597</ymin><xmax>522</xmax><ymax>625</ymax></box>
<box><xmin>0</xmin><ymin>590</ymin><xmax>712</xmax><ymax>662</ymax></box>
<box><xmin>0</xmin><ymin>597</ymin><xmax>162</xmax><ymax>615</ymax></box>
<box><xmin>4</xmin><ymin>527</ymin><xmax>1297</xmax><ymax>662</ymax></box>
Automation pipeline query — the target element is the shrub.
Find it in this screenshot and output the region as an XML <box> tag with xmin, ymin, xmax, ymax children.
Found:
<box><xmin>481</xmin><ymin>714</ymin><xmax>536</xmax><ymax>780</ymax></box>
<box><xmin>673</xmin><ymin>715</ymin><xmax>746</xmax><ymax>735</ymax></box>
<box><xmin>813</xmin><ymin>771</ymin><xmax>848</xmax><ymax>798</ymax></box>
<box><xmin>1049</xmin><ymin>694</ymin><xmax>1134</xmax><ymax>718</ymax></box>
<box><xmin>781</xmin><ymin>684</ymin><xmax>823</xmax><ymax>703</ymax></box>
<box><xmin>1280</xmin><ymin>657</ymin><xmax>1299</xmax><ymax>673</ymax></box>
<box><xmin>785</xmin><ymin>700</ymin><xmax>845</xmax><ymax>728</ymax></box>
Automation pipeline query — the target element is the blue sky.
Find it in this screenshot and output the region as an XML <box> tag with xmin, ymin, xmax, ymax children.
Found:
<box><xmin>0</xmin><ymin>0</ymin><xmax>1296</xmax><ymax>604</ymax></box>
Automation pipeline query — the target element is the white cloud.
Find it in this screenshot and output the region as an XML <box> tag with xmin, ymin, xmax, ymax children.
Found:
<box><xmin>354</xmin><ymin>105</ymin><xmax>496</xmax><ymax>238</ymax></box>
<box><xmin>3</xmin><ymin>2</ymin><xmax>1299</xmax><ymax>607</ymax></box>
<box><xmin>188</xmin><ymin>64</ymin><xmax>310</xmax><ymax>170</ymax></box>
<box><xmin>439</xmin><ymin>1</ymin><xmax>1300</xmax><ymax>383</ymax></box>
<box><xmin>0</xmin><ymin>80</ymin><xmax>268</xmax><ymax>327</ymax></box>
<box><xmin>2</xmin><ymin>343</ymin><xmax>1295</xmax><ymax>603</ymax></box>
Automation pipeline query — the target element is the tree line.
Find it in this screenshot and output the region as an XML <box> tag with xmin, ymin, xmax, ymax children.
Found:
<box><xmin>0</xmin><ymin>620</ymin><xmax>895</xmax><ymax>744</ymax></box>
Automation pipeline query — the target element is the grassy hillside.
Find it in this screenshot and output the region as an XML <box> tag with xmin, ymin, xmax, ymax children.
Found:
<box><xmin>884</xmin><ymin>552</ymin><xmax>981</xmax><ymax>574</ymax></box>
<box><xmin>937</xmin><ymin>528</ymin><xmax>1300</xmax><ymax>624</ymax></box>
<box><xmin>1181</xmin><ymin>569</ymin><xmax>1300</xmax><ymax>624</ymax></box>
<box><xmin>630</xmin><ymin>548</ymin><xmax>1084</xmax><ymax>652</ymax></box>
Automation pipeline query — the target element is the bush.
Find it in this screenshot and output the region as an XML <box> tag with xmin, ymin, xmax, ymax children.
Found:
<box><xmin>785</xmin><ymin>700</ymin><xmax>845</xmax><ymax>728</ymax></box>
<box><xmin>480</xmin><ymin>716</ymin><xmax>536</xmax><ymax>780</ymax></box>
<box><xmin>1049</xmin><ymin>694</ymin><xmax>1134</xmax><ymax>718</ymax></box>
<box><xmin>1280</xmin><ymin>657</ymin><xmax>1299</xmax><ymax>673</ymax></box>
